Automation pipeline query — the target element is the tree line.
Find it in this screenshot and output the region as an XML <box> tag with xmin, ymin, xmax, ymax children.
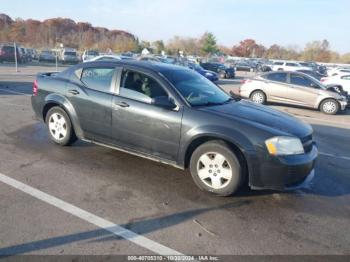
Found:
<box><xmin>0</xmin><ymin>13</ymin><xmax>348</xmax><ymax>63</ymax></box>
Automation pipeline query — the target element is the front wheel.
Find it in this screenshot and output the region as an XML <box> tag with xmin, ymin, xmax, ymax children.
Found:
<box><xmin>190</xmin><ymin>141</ymin><xmax>243</xmax><ymax>196</ymax></box>
<box><xmin>45</xmin><ymin>107</ymin><xmax>77</xmax><ymax>146</ymax></box>
<box><xmin>320</xmin><ymin>99</ymin><xmax>339</xmax><ymax>115</ymax></box>
<box><xmin>250</xmin><ymin>90</ymin><xmax>266</xmax><ymax>104</ymax></box>
<box><xmin>219</xmin><ymin>71</ymin><xmax>226</xmax><ymax>79</ymax></box>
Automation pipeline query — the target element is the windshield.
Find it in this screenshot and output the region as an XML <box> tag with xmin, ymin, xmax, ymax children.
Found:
<box><xmin>87</xmin><ymin>51</ymin><xmax>98</xmax><ymax>56</ymax></box>
<box><xmin>162</xmin><ymin>69</ymin><xmax>231</xmax><ymax>106</ymax></box>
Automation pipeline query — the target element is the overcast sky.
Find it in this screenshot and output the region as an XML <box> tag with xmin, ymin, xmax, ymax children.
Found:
<box><xmin>1</xmin><ymin>0</ymin><xmax>349</xmax><ymax>53</ymax></box>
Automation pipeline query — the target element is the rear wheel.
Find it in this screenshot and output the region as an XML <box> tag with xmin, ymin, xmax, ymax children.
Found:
<box><xmin>320</xmin><ymin>99</ymin><xmax>339</xmax><ymax>115</ymax></box>
<box><xmin>250</xmin><ymin>90</ymin><xmax>266</xmax><ymax>104</ymax></box>
<box><xmin>190</xmin><ymin>141</ymin><xmax>243</xmax><ymax>196</ymax></box>
<box><xmin>45</xmin><ymin>107</ymin><xmax>77</xmax><ymax>146</ymax></box>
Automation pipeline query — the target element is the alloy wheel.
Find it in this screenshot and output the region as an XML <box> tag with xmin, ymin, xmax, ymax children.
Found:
<box><xmin>197</xmin><ymin>152</ymin><xmax>232</xmax><ymax>189</ymax></box>
<box><xmin>48</xmin><ymin>113</ymin><xmax>67</xmax><ymax>141</ymax></box>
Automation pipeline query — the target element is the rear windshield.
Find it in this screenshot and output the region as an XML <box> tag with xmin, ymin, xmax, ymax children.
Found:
<box><xmin>64</xmin><ymin>52</ymin><xmax>76</xmax><ymax>56</ymax></box>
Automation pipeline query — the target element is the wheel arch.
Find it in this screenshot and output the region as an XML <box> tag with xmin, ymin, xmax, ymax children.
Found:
<box><xmin>43</xmin><ymin>93</ymin><xmax>84</xmax><ymax>139</ymax></box>
<box><xmin>317</xmin><ymin>97</ymin><xmax>340</xmax><ymax>110</ymax></box>
<box><xmin>182</xmin><ymin>133</ymin><xmax>254</xmax><ymax>186</ymax></box>
<box><xmin>249</xmin><ymin>89</ymin><xmax>267</xmax><ymax>100</ymax></box>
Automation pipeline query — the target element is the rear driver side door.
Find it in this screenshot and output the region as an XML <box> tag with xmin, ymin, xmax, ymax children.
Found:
<box><xmin>66</xmin><ymin>66</ymin><xmax>117</xmax><ymax>143</ymax></box>
<box><xmin>263</xmin><ymin>72</ymin><xmax>290</xmax><ymax>103</ymax></box>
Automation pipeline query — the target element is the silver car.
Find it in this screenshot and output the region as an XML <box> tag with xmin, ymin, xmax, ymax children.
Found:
<box><xmin>240</xmin><ymin>71</ymin><xmax>348</xmax><ymax>114</ymax></box>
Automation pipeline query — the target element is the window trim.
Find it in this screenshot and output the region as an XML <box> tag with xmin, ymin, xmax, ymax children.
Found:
<box><xmin>117</xmin><ymin>67</ymin><xmax>179</xmax><ymax>110</ymax></box>
<box><xmin>341</xmin><ymin>75</ymin><xmax>350</xmax><ymax>80</ymax></box>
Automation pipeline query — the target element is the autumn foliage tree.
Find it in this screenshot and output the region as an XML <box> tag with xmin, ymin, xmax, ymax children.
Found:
<box><xmin>0</xmin><ymin>13</ymin><xmax>137</xmax><ymax>52</ymax></box>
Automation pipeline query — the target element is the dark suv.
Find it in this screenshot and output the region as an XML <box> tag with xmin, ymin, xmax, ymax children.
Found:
<box><xmin>0</xmin><ymin>44</ymin><xmax>21</xmax><ymax>63</ymax></box>
<box><xmin>200</xmin><ymin>62</ymin><xmax>235</xmax><ymax>79</ymax></box>
<box><xmin>31</xmin><ymin>61</ymin><xmax>317</xmax><ymax>196</ymax></box>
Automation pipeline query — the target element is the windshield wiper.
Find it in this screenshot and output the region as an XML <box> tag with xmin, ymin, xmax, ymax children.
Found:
<box><xmin>229</xmin><ymin>91</ymin><xmax>241</xmax><ymax>101</ymax></box>
<box><xmin>194</xmin><ymin>99</ymin><xmax>232</xmax><ymax>107</ymax></box>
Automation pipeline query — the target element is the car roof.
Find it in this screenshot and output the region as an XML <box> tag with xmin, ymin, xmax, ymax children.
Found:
<box><xmin>80</xmin><ymin>60</ymin><xmax>186</xmax><ymax>73</ymax></box>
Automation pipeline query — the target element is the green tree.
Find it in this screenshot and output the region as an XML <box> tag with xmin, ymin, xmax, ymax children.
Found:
<box><xmin>200</xmin><ymin>32</ymin><xmax>218</xmax><ymax>55</ymax></box>
<box><xmin>152</xmin><ymin>40</ymin><xmax>165</xmax><ymax>54</ymax></box>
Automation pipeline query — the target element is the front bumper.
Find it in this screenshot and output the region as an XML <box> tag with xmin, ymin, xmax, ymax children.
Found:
<box><xmin>339</xmin><ymin>100</ymin><xmax>348</xmax><ymax>110</ymax></box>
<box><xmin>250</xmin><ymin>144</ymin><xmax>318</xmax><ymax>191</ymax></box>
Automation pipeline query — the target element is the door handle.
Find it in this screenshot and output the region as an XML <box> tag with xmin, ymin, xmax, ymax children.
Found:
<box><xmin>114</xmin><ymin>101</ymin><xmax>130</xmax><ymax>108</ymax></box>
<box><xmin>68</xmin><ymin>89</ymin><xmax>80</xmax><ymax>95</ymax></box>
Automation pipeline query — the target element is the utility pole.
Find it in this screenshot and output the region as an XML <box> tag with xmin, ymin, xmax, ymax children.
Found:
<box><xmin>14</xmin><ymin>42</ymin><xmax>18</xmax><ymax>73</ymax></box>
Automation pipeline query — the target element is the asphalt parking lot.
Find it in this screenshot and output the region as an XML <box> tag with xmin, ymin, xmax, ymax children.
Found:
<box><xmin>0</xmin><ymin>64</ymin><xmax>350</xmax><ymax>259</ymax></box>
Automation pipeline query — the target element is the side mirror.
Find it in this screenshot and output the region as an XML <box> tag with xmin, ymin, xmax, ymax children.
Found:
<box><xmin>152</xmin><ymin>96</ymin><xmax>177</xmax><ymax>109</ymax></box>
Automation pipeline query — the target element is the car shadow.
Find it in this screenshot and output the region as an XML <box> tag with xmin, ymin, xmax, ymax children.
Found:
<box><xmin>0</xmin><ymin>201</ymin><xmax>251</xmax><ymax>256</ymax></box>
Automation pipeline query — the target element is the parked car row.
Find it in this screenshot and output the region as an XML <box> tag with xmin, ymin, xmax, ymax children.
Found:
<box><xmin>0</xmin><ymin>43</ymin><xmax>38</xmax><ymax>63</ymax></box>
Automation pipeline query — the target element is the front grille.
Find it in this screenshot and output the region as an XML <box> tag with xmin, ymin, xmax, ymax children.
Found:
<box><xmin>301</xmin><ymin>134</ymin><xmax>313</xmax><ymax>153</ymax></box>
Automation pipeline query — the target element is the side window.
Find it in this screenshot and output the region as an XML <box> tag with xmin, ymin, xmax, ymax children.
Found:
<box><xmin>119</xmin><ymin>70</ymin><xmax>168</xmax><ymax>104</ymax></box>
<box><xmin>274</xmin><ymin>62</ymin><xmax>283</xmax><ymax>65</ymax></box>
<box><xmin>266</xmin><ymin>72</ymin><xmax>287</xmax><ymax>83</ymax></box>
<box><xmin>341</xmin><ymin>75</ymin><xmax>350</xmax><ymax>80</ymax></box>
<box><xmin>290</xmin><ymin>74</ymin><xmax>314</xmax><ymax>87</ymax></box>
<box><xmin>286</xmin><ymin>63</ymin><xmax>297</xmax><ymax>67</ymax></box>
<box><xmin>81</xmin><ymin>67</ymin><xmax>115</xmax><ymax>92</ymax></box>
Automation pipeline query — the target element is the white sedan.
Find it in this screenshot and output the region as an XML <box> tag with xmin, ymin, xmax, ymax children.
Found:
<box><xmin>321</xmin><ymin>74</ymin><xmax>350</xmax><ymax>92</ymax></box>
<box><xmin>272</xmin><ymin>61</ymin><xmax>312</xmax><ymax>72</ymax></box>
<box><xmin>327</xmin><ymin>67</ymin><xmax>350</xmax><ymax>77</ymax></box>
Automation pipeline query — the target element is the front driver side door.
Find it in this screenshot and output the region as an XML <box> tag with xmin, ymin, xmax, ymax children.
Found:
<box><xmin>111</xmin><ymin>69</ymin><xmax>183</xmax><ymax>162</ymax></box>
<box><xmin>288</xmin><ymin>73</ymin><xmax>320</xmax><ymax>107</ymax></box>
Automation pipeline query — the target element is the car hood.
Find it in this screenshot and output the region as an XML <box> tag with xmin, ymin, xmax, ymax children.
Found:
<box><xmin>200</xmin><ymin>100</ymin><xmax>312</xmax><ymax>138</ymax></box>
<box><xmin>196</xmin><ymin>68</ymin><xmax>216</xmax><ymax>75</ymax></box>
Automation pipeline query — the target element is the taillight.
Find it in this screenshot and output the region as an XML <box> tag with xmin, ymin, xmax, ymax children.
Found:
<box><xmin>320</xmin><ymin>78</ymin><xmax>326</xmax><ymax>82</ymax></box>
<box><xmin>33</xmin><ymin>80</ymin><xmax>38</xmax><ymax>96</ymax></box>
<box><xmin>241</xmin><ymin>79</ymin><xmax>251</xmax><ymax>84</ymax></box>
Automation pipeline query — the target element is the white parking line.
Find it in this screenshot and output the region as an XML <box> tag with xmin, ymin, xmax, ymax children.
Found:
<box><xmin>297</xmin><ymin>116</ymin><xmax>350</xmax><ymax>128</ymax></box>
<box><xmin>0</xmin><ymin>172</ymin><xmax>183</xmax><ymax>256</ymax></box>
<box><xmin>319</xmin><ymin>152</ymin><xmax>350</xmax><ymax>161</ymax></box>
<box><xmin>0</xmin><ymin>89</ymin><xmax>31</xmax><ymax>97</ymax></box>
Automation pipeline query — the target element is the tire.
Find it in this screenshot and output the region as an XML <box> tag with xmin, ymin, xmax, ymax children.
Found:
<box><xmin>219</xmin><ymin>71</ymin><xmax>226</xmax><ymax>79</ymax></box>
<box><xmin>45</xmin><ymin>107</ymin><xmax>77</xmax><ymax>146</ymax></box>
<box><xmin>320</xmin><ymin>99</ymin><xmax>339</xmax><ymax>115</ymax></box>
<box><xmin>250</xmin><ymin>90</ymin><xmax>266</xmax><ymax>104</ymax></box>
<box><xmin>189</xmin><ymin>140</ymin><xmax>243</xmax><ymax>196</ymax></box>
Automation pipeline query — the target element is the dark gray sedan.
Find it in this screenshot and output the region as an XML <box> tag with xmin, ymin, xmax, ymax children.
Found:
<box><xmin>31</xmin><ymin>61</ymin><xmax>317</xmax><ymax>196</ymax></box>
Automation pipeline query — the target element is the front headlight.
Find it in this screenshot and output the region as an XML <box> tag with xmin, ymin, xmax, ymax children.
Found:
<box><xmin>205</xmin><ymin>72</ymin><xmax>213</xmax><ymax>77</ymax></box>
<box><xmin>265</xmin><ymin>136</ymin><xmax>304</xmax><ymax>156</ymax></box>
